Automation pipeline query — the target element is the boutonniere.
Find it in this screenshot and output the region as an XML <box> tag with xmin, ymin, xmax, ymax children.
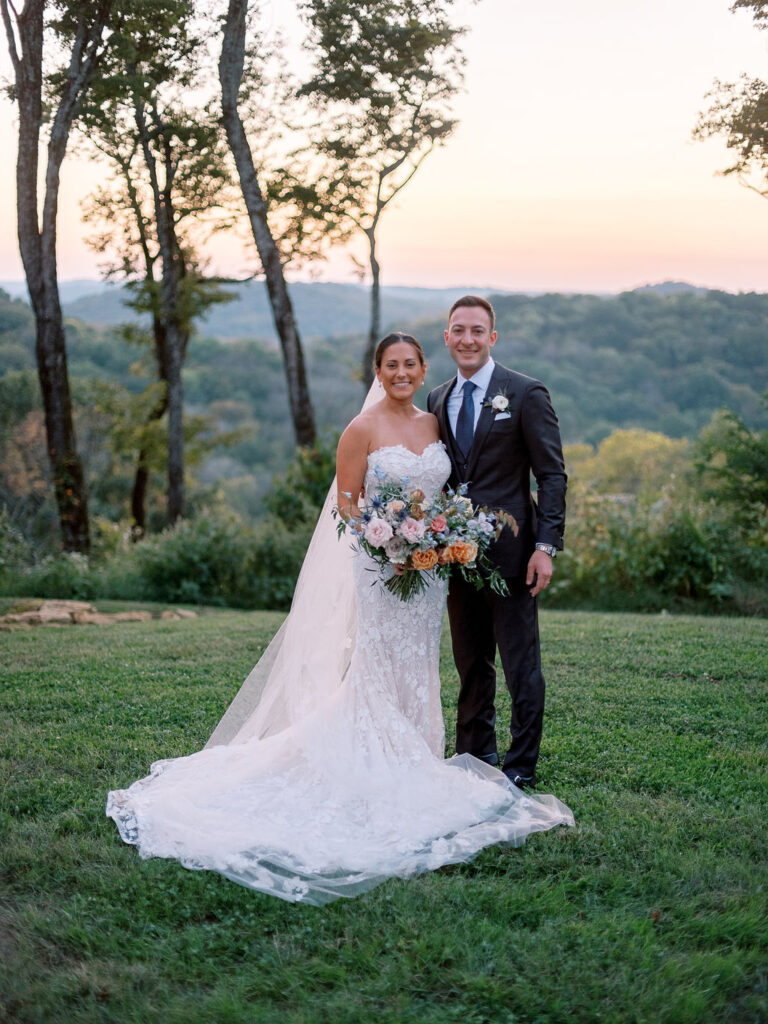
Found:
<box><xmin>483</xmin><ymin>390</ymin><xmax>513</xmax><ymax>414</ymax></box>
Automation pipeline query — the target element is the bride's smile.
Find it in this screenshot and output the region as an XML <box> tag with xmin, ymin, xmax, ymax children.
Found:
<box><xmin>376</xmin><ymin>341</ymin><xmax>426</xmax><ymax>399</ymax></box>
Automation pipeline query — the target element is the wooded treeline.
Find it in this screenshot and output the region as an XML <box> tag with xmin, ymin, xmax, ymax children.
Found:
<box><xmin>2</xmin><ymin>285</ymin><xmax>767</xmax><ymax>520</ymax></box>
<box><xmin>1</xmin><ymin>282</ymin><xmax>767</xmax><ymax>614</ymax></box>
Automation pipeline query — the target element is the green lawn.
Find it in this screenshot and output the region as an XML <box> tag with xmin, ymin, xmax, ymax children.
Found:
<box><xmin>1</xmin><ymin>608</ymin><xmax>766</xmax><ymax>1023</ymax></box>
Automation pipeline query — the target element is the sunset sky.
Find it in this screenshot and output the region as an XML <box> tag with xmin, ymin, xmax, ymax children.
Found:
<box><xmin>1</xmin><ymin>0</ymin><xmax>768</xmax><ymax>293</ymax></box>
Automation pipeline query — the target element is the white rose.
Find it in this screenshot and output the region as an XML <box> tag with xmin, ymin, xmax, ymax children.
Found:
<box><xmin>491</xmin><ymin>395</ymin><xmax>509</xmax><ymax>412</ymax></box>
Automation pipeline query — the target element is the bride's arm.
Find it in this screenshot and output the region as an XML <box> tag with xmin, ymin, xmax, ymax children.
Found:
<box><xmin>336</xmin><ymin>419</ymin><xmax>369</xmax><ymax>522</ymax></box>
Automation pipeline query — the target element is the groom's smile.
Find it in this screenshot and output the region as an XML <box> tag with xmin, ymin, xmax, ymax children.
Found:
<box><xmin>444</xmin><ymin>307</ymin><xmax>498</xmax><ymax>377</ymax></box>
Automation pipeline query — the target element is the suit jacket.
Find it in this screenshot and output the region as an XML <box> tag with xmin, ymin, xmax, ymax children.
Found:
<box><xmin>427</xmin><ymin>362</ymin><xmax>567</xmax><ymax>579</ymax></box>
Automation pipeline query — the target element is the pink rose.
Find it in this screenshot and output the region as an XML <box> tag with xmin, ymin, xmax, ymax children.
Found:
<box><xmin>363</xmin><ymin>517</ymin><xmax>394</xmax><ymax>548</ymax></box>
<box><xmin>429</xmin><ymin>514</ymin><xmax>448</xmax><ymax>533</ymax></box>
<box><xmin>398</xmin><ymin>517</ymin><xmax>426</xmax><ymax>543</ymax></box>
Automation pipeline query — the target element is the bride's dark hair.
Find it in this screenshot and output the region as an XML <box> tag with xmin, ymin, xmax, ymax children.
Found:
<box><xmin>374</xmin><ymin>332</ymin><xmax>425</xmax><ymax>369</ymax></box>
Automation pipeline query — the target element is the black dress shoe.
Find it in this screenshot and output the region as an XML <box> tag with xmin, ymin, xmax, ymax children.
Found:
<box><xmin>504</xmin><ymin>771</ymin><xmax>536</xmax><ymax>790</ymax></box>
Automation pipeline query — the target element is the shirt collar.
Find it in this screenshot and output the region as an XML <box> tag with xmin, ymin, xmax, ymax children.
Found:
<box><xmin>456</xmin><ymin>358</ymin><xmax>495</xmax><ymax>395</ymax></box>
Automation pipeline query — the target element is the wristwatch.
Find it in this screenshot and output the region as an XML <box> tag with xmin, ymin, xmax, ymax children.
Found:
<box><xmin>535</xmin><ymin>543</ymin><xmax>558</xmax><ymax>558</ymax></box>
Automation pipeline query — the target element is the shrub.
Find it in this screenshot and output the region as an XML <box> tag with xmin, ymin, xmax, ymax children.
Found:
<box><xmin>129</xmin><ymin>509</ymin><xmax>311</xmax><ymax>609</ymax></box>
<box><xmin>547</xmin><ymin>491</ymin><xmax>764</xmax><ymax>614</ymax></box>
<box><xmin>133</xmin><ymin>511</ymin><xmax>253</xmax><ymax>606</ymax></box>
<box><xmin>0</xmin><ymin>504</ymin><xmax>313</xmax><ymax>610</ymax></box>
<box><xmin>0</xmin><ymin>506</ymin><xmax>34</xmax><ymax>571</ymax></box>
<box><xmin>0</xmin><ymin>551</ymin><xmax>97</xmax><ymax>600</ymax></box>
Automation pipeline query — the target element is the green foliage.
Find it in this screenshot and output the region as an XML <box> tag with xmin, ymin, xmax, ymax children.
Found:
<box><xmin>2</xmin><ymin>286</ymin><xmax>768</xmax><ymax>613</ymax></box>
<box><xmin>263</xmin><ymin>432</ymin><xmax>339</xmax><ymax>527</ymax></box>
<box><xmin>0</xmin><ymin>509</ymin><xmax>311</xmax><ymax>611</ymax></box>
<box><xmin>694</xmin><ymin>400</ymin><xmax>768</xmax><ymax>532</ymax></box>
<box><xmin>131</xmin><ymin>510</ymin><xmax>308</xmax><ymax>609</ymax></box>
<box><xmin>565</xmin><ymin>428</ymin><xmax>690</xmax><ymax>499</ymax></box>
<box><xmin>0</xmin><ymin>506</ymin><xmax>34</xmax><ymax>570</ymax></box>
<box><xmin>0</xmin><ymin>610</ymin><xmax>766</xmax><ymax>1022</ymax></box>
<box><xmin>2</xmin><ymin>551</ymin><xmax>98</xmax><ymax>600</ymax></box>
<box><xmin>0</xmin><ymin>370</ymin><xmax>40</xmax><ymax>427</ymax></box>
<box><xmin>3</xmin><ymin>286</ymin><xmax>768</xmax><ymax>486</ymax></box>
<box><xmin>480</xmin><ymin>289</ymin><xmax>768</xmax><ymax>442</ymax></box>
<box><xmin>549</xmin><ymin>494</ymin><xmax>736</xmax><ymax>613</ymax></box>
<box><xmin>549</xmin><ymin>416</ymin><xmax>768</xmax><ymax>615</ymax></box>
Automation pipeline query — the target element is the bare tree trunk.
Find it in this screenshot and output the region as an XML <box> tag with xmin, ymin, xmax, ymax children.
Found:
<box><xmin>130</xmin><ymin>365</ymin><xmax>169</xmax><ymax>538</ymax></box>
<box><xmin>2</xmin><ymin>0</ymin><xmax>114</xmax><ymax>552</ymax></box>
<box><xmin>361</xmin><ymin>225</ymin><xmax>381</xmax><ymax>390</ymax></box>
<box><xmin>219</xmin><ymin>0</ymin><xmax>316</xmax><ymax>447</ymax></box>
<box><xmin>164</xmin><ymin>337</ymin><xmax>184</xmax><ymax>522</ymax></box>
<box><xmin>132</xmin><ymin>87</ymin><xmax>188</xmax><ymax>524</ymax></box>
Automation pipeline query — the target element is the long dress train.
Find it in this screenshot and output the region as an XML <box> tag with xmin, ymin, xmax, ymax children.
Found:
<box><xmin>106</xmin><ymin>442</ymin><xmax>574</xmax><ymax>905</ymax></box>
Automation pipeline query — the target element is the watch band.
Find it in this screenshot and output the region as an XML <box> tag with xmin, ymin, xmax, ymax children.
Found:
<box><xmin>535</xmin><ymin>543</ymin><xmax>557</xmax><ymax>558</ymax></box>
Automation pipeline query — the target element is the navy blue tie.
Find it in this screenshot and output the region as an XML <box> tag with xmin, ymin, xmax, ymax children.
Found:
<box><xmin>456</xmin><ymin>381</ymin><xmax>476</xmax><ymax>457</ymax></box>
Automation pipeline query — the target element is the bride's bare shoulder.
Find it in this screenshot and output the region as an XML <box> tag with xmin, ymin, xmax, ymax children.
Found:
<box><xmin>415</xmin><ymin>407</ymin><xmax>440</xmax><ymax>437</ymax></box>
<box><xmin>338</xmin><ymin>410</ymin><xmax>376</xmax><ymax>456</ymax></box>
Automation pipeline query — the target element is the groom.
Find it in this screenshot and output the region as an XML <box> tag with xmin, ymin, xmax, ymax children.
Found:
<box><xmin>427</xmin><ymin>295</ymin><xmax>567</xmax><ymax>789</ymax></box>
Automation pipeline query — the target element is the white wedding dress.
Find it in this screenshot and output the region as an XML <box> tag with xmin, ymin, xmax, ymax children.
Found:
<box><xmin>107</xmin><ymin>442</ymin><xmax>574</xmax><ymax>905</ymax></box>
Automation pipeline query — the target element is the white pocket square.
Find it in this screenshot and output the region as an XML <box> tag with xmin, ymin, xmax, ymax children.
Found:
<box><xmin>494</xmin><ymin>412</ymin><xmax>511</xmax><ymax>420</ymax></box>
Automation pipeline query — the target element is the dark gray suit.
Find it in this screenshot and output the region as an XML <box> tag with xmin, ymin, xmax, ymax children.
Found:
<box><xmin>427</xmin><ymin>362</ymin><xmax>567</xmax><ymax>777</ymax></box>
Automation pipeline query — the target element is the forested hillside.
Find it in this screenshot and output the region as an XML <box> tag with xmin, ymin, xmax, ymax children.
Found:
<box><xmin>3</xmin><ymin>283</ymin><xmax>766</xmax><ymax>613</ymax></box>
<box><xmin>2</xmin><ymin>285</ymin><xmax>766</xmax><ymax>488</ymax></box>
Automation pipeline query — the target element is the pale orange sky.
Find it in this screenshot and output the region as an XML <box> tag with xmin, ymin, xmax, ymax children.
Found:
<box><xmin>2</xmin><ymin>0</ymin><xmax>768</xmax><ymax>292</ymax></box>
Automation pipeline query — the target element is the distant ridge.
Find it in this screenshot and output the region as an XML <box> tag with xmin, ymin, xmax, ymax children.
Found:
<box><xmin>0</xmin><ymin>280</ymin><xmax>517</xmax><ymax>344</ymax></box>
<box><xmin>0</xmin><ymin>278</ymin><xmax>732</xmax><ymax>343</ymax></box>
<box><xmin>632</xmin><ymin>281</ymin><xmax>710</xmax><ymax>296</ymax></box>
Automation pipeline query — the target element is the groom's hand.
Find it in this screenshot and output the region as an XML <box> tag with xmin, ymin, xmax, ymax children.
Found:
<box><xmin>526</xmin><ymin>550</ymin><xmax>553</xmax><ymax>597</ymax></box>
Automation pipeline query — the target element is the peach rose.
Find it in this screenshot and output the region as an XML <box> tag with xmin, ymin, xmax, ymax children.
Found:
<box><xmin>450</xmin><ymin>540</ymin><xmax>478</xmax><ymax>565</ymax></box>
<box><xmin>386</xmin><ymin>499</ymin><xmax>406</xmax><ymax>514</ymax></box>
<box><xmin>411</xmin><ymin>548</ymin><xmax>438</xmax><ymax>571</ymax></box>
<box><xmin>437</xmin><ymin>545</ymin><xmax>454</xmax><ymax>564</ymax></box>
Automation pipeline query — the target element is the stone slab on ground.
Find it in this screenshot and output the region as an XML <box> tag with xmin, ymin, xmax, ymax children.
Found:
<box><xmin>0</xmin><ymin>600</ymin><xmax>196</xmax><ymax>629</ymax></box>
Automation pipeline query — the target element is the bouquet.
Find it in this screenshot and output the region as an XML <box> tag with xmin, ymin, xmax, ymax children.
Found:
<box><xmin>336</xmin><ymin>469</ymin><xmax>517</xmax><ymax>601</ymax></box>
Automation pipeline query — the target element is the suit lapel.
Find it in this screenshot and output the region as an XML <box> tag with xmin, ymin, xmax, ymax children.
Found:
<box><xmin>433</xmin><ymin>379</ymin><xmax>463</xmax><ymax>470</ymax></box>
<box><xmin>466</xmin><ymin>365</ymin><xmax>508</xmax><ymax>479</ymax></box>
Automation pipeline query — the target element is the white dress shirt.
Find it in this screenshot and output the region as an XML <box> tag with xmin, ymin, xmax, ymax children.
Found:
<box><xmin>447</xmin><ymin>358</ymin><xmax>496</xmax><ymax>438</ymax></box>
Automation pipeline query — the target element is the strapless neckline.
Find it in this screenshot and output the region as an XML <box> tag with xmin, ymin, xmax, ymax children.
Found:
<box><xmin>367</xmin><ymin>441</ymin><xmax>445</xmax><ymax>461</ymax></box>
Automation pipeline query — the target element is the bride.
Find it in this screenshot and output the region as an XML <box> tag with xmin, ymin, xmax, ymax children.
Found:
<box><xmin>107</xmin><ymin>332</ymin><xmax>574</xmax><ymax>905</ymax></box>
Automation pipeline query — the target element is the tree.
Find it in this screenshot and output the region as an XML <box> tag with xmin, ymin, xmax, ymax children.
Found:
<box><xmin>731</xmin><ymin>0</ymin><xmax>768</xmax><ymax>24</ymax></box>
<box><xmin>568</xmin><ymin>429</ymin><xmax>690</xmax><ymax>500</ymax></box>
<box><xmin>694</xmin><ymin>399</ymin><xmax>768</xmax><ymax>534</ymax></box>
<box><xmin>1</xmin><ymin>0</ymin><xmax>117</xmax><ymax>552</ymax></box>
<box><xmin>78</xmin><ymin>3</ymin><xmax>234</xmax><ymax>529</ymax></box>
<box><xmin>219</xmin><ymin>0</ymin><xmax>316</xmax><ymax>447</ymax></box>
<box><xmin>300</xmin><ymin>0</ymin><xmax>465</xmax><ymax>387</ymax></box>
<box><xmin>694</xmin><ymin>1</ymin><xmax>768</xmax><ymax>202</ymax></box>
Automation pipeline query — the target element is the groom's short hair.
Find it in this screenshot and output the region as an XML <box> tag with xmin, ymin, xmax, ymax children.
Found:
<box><xmin>448</xmin><ymin>295</ymin><xmax>496</xmax><ymax>332</ymax></box>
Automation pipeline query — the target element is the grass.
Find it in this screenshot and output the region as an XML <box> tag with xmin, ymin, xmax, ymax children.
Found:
<box><xmin>1</xmin><ymin>607</ymin><xmax>766</xmax><ymax>1023</ymax></box>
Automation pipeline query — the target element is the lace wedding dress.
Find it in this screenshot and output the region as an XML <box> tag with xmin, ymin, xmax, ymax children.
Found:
<box><xmin>107</xmin><ymin>442</ymin><xmax>574</xmax><ymax>905</ymax></box>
